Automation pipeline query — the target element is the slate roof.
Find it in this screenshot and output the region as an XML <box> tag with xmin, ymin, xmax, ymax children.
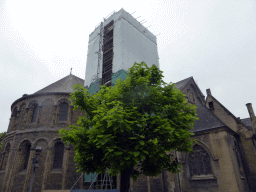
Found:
<box><xmin>174</xmin><ymin>76</ymin><xmax>193</xmax><ymax>90</ymax></box>
<box><xmin>192</xmin><ymin>101</ymin><xmax>226</xmax><ymax>132</ymax></box>
<box><xmin>34</xmin><ymin>74</ymin><xmax>84</xmax><ymax>94</ymax></box>
<box><xmin>241</xmin><ymin>118</ymin><xmax>253</xmax><ymax>130</ymax></box>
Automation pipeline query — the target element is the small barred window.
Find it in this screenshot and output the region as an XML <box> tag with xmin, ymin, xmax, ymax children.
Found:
<box><xmin>52</xmin><ymin>142</ymin><xmax>64</xmax><ymax>169</ymax></box>
<box><xmin>189</xmin><ymin>145</ymin><xmax>212</xmax><ymax>176</ymax></box>
<box><xmin>31</xmin><ymin>104</ymin><xmax>38</xmax><ymax>123</ymax></box>
<box><xmin>58</xmin><ymin>103</ymin><xmax>68</xmax><ymax>121</ymax></box>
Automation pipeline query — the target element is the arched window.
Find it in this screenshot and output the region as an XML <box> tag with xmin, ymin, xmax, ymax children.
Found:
<box><xmin>189</xmin><ymin>145</ymin><xmax>212</xmax><ymax>176</ymax></box>
<box><xmin>58</xmin><ymin>103</ymin><xmax>68</xmax><ymax>121</ymax></box>
<box><xmin>31</xmin><ymin>104</ymin><xmax>38</xmax><ymax>123</ymax></box>
<box><xmin>23</xmin><ymin>142</ymin><xmax>31</xmax><ymax>170</ymax></box>
<box><xmin>0</xmin><ymin>143</ymin><xmax>10</xmax><ymax>170</ymax></box>
<box><xmin>52</xmin><ymin>141</ymin><xmax>64</xmax><ymax>169</ymax></box>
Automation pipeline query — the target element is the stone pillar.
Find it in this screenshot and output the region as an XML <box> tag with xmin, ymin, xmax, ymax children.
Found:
<box><xmin>3</xmin><ymin>147</ymin><xmax>24</xmax><ymax>192</ymax></box>
<box><xmin>22</xmin><ymin>149</ymin><xmax>36</xmax><ymax>192</ymax></box>
<box><xmin>41</xmin><ymin>146</ymin><xmax>53</xmax><ymax>191</ymax></box>
<box><xmin>36</xmin><ymin>106</ymin><xmax>43</xmax><ymax>126</ymax></box>
<box><xmin>0</xmin><ymin>148</ymin><xmax>18</xmax><ymax>192</ymax></box>
<box><xmin>213</xmin><ymin>131</ymin><xmax>240</xmax><ymax>192</ymax></box>
<box><xmin>246</xmin><ymin>103</ymin><xmax>256</xmax><ymax>133</ymax></box>
<box><xmin>26</xmin><ymin>108</ymin><xmax>33</xmax><ymax>125</ymax></box>
<box><xmin>51</xmin><ymin>105</ymin><xmax>58</xmax><ymax>127</ymax></box>
<box><xmin>14</xmin><ymin>110</ymin><xmax>20</xmax><ymax>126</ymax></box>
<box><xmin>68</xmin><ymin>106</ymin><xmax>74</xmax><ymax>126</ymax></box>
<box><xmin>62</xmin><ymin>143</ymin><xmax>71</xmax><ymax>190</ymax></box>
<box><xmin>23</xmin><ymin>108</ymin><xmax>29</xmax><ymax>126</ymax></box>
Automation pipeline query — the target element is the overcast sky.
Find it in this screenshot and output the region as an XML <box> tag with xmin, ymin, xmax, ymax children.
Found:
<box><xmin>0</xmin><ymin>0</ymin><xmax>255</xmax><ymax>133</ymax></box>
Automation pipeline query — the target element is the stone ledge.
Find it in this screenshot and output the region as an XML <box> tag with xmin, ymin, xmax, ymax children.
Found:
<box><xmin>50</xmin><ymin>168</ymin><xmax>62</xmax><ymax>173</ymax></box>
<box><xmin>17</xmin><ymin>169</ymin><xmax>27</xmax><ymax>175</ymax></box>
<box><xmin>190</xmin><ymin>174</ymin><xmax>216</xmax><ymax>181</ymax></box>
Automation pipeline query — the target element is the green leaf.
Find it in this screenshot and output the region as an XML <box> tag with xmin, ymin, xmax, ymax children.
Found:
<box><xmin>124</xmin><ymin>156</ymin><xmax>130</xmax><ymax>160</ymax></box>
<box><xmin>139</xmin><ymin>140</ymin><xmax>144</xmax><ymax>145</ymax></box>
<box><xmin>134</xmin><ymin>151</ymin><xmax>140</xmax><ymax>157</ymax></box>
<box><xmin>143</xmin><ymin>150</ymin><xmax>149</xmax><ymax>154</ymax></box>
<box><xmin>129</xmin><ymin>137</ymin><xmax>137</xmax><ymax>139</ymax></box>
<box><xmin>108</xmin><ymin>149</ymin><xmax>114</xmax><ymax>152</ymax></box>
<box><xmin>108</xmin><ymin>121</ymin><xmax>113</xmax><ymax>127</ymax></box>
<box><xmin>115</xmin><ymin>152</ymin><xmax>123</xmax><ymax>156</ymax></box>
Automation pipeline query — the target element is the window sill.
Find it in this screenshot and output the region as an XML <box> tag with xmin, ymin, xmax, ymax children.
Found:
<box><xmin>18</xmin><ymin>169</ymin><xmax>27</xmax><ymax>174</ymax></box>
<box><xmin>51</xmin><ymin>168</ymin><xmax>62</xmax><ymax>173</ymax></box>
<box><xmin>190</xmin><ymin>174</ymin><xmax>216</xmax><ymax>180</ymax></box>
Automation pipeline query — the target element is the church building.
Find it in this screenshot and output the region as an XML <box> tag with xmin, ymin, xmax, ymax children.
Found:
<box><xmin>0</xmin><ymin>8</ymin><xmax>256</xmax><ymax>192</ymax></box>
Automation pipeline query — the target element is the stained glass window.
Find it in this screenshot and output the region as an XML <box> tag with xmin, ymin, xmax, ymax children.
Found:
<box><xmin>52</xmin><ymin>141</ymin><xmax>64</xmax><ymax>169</ymax></box>
<box><xmin>189</xmin><ymin>145</ymin><xmax>212</xmax><ymax>176</ymax></box>
<box><xmin>58</xmin><ymin>103</ymin><xmax>68</xmax><ymax>121</ymax></box>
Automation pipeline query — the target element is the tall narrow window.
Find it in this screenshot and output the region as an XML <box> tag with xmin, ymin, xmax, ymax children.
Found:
<box><xmin>31</xmin><ymin>104</ymin><xmax>38</xmax><ymax>123</ymax></box>
<box><xmin>52</xmin><ymin>141</ymin><xmax>64</xmax><ymax>169</ymax></box>
<box><xmin>58</xmin><ymin>103</ymin><xmax>68</xmax><ymax>121</ymax></box>
<box><xmin>23</xmin><ymin>143</ymin><xmax>31</xmax><ymax>169</ymax></box>
<box><xmin>189</xmin><ymin>145</ymin><xmax>212</xmax><ymax>176</ymax></box>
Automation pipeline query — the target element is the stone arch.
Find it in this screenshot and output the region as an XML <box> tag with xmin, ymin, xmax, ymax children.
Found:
<box><xmin>0</xmin><ymin>142</ymin><xmax>11</xmax><ymax>170</ymax></box>
<box><xmin>27</xmin><ymin>100</ymin><xmax>38</xmax><ymax>109</ymax></box>
<box><xmin>32</xmin><ymin>138</ymin><xmax>48</xmax><ymax>151</ymax></box>
<box><xmin>17</xmin><ymin>139</ymin><xmax>32</xmax><ymax>172</ymax></box>
<box><xmin>191</xmin><ymin>140</ymin><xmax>218</xmax><ymax>161</ymax></box>
<box><xmin>49</xmin><ymin>138</ymin><xmax>65</xmax><ymax>170</ymax></box>
<box><xmin>57</xmin><ymin>97</ymin><xmax>71</xmax><ymax>105</ymax></box>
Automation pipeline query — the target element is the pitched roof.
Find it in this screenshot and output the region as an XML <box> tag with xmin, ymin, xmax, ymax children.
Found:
<box><xmin>241</xmin><ymin>117</ymin><xmax>253</xmax><ymax>130</ymax></box>
<box><xmin>34</xmin><ymin>74</ymin><xmax>84</xmax><ymax>94</ymax></box>
<box><xmin>192</xmin><ymin>101</ymin><xmax>226</xmax><ymax>132</ymax></box>
<box><xmin>174</xmin><ymin>76</ymin><xmax>193</xmax><ymax>90</ymax></box>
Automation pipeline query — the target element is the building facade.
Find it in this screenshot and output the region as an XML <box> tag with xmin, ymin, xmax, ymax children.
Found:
<box><xmin>1</xmin><ymin>8</ymin><xmax>256</xmax><ymax>192</ymax></box>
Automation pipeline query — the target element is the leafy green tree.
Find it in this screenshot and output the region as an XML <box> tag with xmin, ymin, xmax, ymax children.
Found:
<box><xmin>0</xmin><ymin>131</ymin><xmax>7</xmax><ymax>152</ymax></box>
<box><xmin>59</xmin><ymin>62</ymin><xmax>198</xmax><ymax>192</ymax></box>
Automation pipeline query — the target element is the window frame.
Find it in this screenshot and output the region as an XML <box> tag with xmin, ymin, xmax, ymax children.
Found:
<box><xmin>58</xmin><ymin>102</ymin><xmax>69</xmax><ymax>122</ymax></box>
<box><xmin>52</xmin><ymin>141</ymin><xmax>64</xmax><ymax>170</ymax></box>
<box><xmin>188</xmin><ymin>144</ymin><xmax>215</xmax><ymax>180</ymax></box>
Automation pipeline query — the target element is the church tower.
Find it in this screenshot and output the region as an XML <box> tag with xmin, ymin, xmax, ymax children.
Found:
<box><xmin>84</xmin><ymin>8</ymin><xmax>159</xmax><ymax>94</ymax></box>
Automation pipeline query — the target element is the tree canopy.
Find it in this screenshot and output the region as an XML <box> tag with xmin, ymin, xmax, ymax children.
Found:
<box><xmin>59</xmin><ymin>62</ymin><xmax>198</xmax><ymax>191</ymax></box>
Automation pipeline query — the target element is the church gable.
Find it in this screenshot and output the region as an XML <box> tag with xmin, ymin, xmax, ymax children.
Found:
<box><xmin>175</xmin><ymin>77</ymin><xmax>206</xmax><ymax>105</ymax></box>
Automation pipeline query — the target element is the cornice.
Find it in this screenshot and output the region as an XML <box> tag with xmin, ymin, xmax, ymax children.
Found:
<box><xmin>11</xmin><ymin>92</ymin><xmax>72</xmax><ymax>111</ymax></box>
<box><xmin>192</xmin><ymin>125</ymin><xmax>239</xmax><ymax>138</ymax></box>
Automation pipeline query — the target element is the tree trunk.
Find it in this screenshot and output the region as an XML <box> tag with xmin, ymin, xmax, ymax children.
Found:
<box><xmin>120</xmin><ymin>167</ymin><xmax>133</xmax><ymax>192</ymax></box>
